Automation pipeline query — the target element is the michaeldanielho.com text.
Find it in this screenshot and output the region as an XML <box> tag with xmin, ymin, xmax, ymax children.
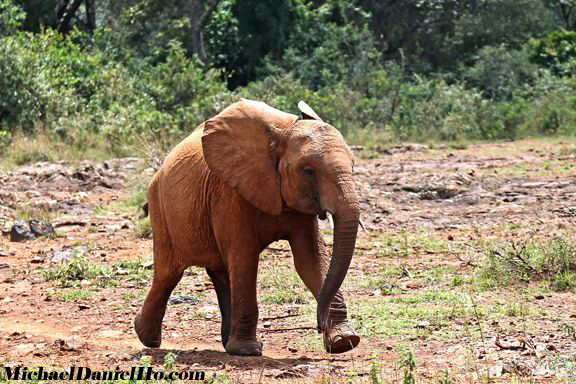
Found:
<box><xmin>4</xmin><ymin>366</ymin><xmax>206</xmax><ymax>381</ymax></box>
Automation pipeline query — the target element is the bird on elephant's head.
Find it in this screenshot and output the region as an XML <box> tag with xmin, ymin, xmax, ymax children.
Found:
<box><xmin>135</xmin><ymin>99</ymin><xmax>360</xmax><ymax>356</ymax></box>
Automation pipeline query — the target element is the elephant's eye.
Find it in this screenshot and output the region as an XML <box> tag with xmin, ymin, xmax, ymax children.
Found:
<box><xmin>303</xmin><ymin>166</ymin><xmax>316</xmax><ymax>177</ymax></box>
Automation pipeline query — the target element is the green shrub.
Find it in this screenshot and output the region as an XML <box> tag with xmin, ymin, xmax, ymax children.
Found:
<box><xmin>528</xmin><ymin>30</ymin><xmax>576</xmax><ymax>77</ymax></box>
<box><xmin>464</xmin><ymin>45</ymin><xmax>538</xmax><ymax>101</ymax></box>
<box><xmin>0</xmin><ymin>0</ymin><xmax>24</xmax><ymax>37</ymax></box>
<box><xmin>481</xmin><ymin>237</ymin><xmax>576</xmax><ymax>291</ymax></box>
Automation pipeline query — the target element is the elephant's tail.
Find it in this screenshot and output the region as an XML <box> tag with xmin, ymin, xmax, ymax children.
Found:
<box><xmin>140</xmin><ymin>202</ymin><xmax>149</xmax><ymax>219</ymax></box>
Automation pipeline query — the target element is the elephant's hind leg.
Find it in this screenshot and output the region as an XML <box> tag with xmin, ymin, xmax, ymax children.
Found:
<box><xmin>135</xmin><ymin>258</ymin><xmax>184</xmax><ymax>348</ymax></box>
<box><xmin>206</xmin><ymin>268</ymin><xmax>231</xmax><ymax>348</ymax></box>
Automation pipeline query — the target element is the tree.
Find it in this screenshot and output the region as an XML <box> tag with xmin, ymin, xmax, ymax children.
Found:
<box><xmin>13</xmin><ymin>0</ymin><xmax>96</xmax><ymax>35</ymax></box>
<box><xmin>184</xmin><ymin>0</ymin><xmax>221</xmax><ymax>64</ymax></box>
<box><xmin>0</xmin><ymin>0</ymin><xmax>25</xmax><ymax>37</ymax></box>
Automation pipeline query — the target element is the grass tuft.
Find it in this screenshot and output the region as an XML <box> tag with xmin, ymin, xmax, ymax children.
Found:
<box><xmin>481</xmin><ymin>237</ymin><xmax>576</xmax><ymax>291</ymax></box>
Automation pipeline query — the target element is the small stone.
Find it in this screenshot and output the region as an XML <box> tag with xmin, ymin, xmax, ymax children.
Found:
<box><xmin>263</xmin><ymin>321</ymin><xmax>272</xmax><ymax>328</ymax></box>
<box><xmin>78</xmin><ymin>304</ymin><xmax>90</xmax><ymax>310</ymax></box>
<box><xmin>50</xmin><ymin>250</ymin><xmax>75</xmax><ymax>263</ymax></box>
<box><xmin>288</xmin><ymin>347</ymin><xmax>298</xmax><ymax>353</ymax></box>
<box><xmin>416</xmin><ymin>321</ymin><xmax>431</xmax><ymax>329</ymax></box>
<box><xmin>534</xmin><ymin>294</ymin><xmax>545</xmax><ymax>300</ymax></box>
<box><xmin>56</xmin><ymin>338</ymin><xmax>81</xmax><ymax>351</ymax></box>
<box><xmin>31</xmin><ymin>255</ymin><xmax>45</xmax><ymax>263</ymax></box>
<box><xmin>489</xmin><ymin>365</ymin><xmax>503</xmax><ymax>377</ymax></box>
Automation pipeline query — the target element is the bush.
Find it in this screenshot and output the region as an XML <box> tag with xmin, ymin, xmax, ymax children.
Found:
<box><xmin>0</xmin><ymin>0</ymin><xmax>24</xmax><ymax>37</ymax></box>
<box><xmin>528</xmin><ymin>29</ymin><xmax>576</xmax><ymax>77</ymax></box>
<box><xmin>0</xmin><ymin>28</ymin><xmax>231</xmax><ymax>156</ymax></box>
<box><xmin>482</xmin><ymin>237</ymin><xmax>576</xmax><ymax>291</ymax></box>
<box><xmin>464</xmin><ymin>45</ymin><xmax>538</xmax><ymax>101</ymax></box>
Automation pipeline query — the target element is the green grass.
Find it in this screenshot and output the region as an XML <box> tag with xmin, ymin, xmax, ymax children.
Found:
<box><xmin>95</xmin><ymin>183</ymin><xmax>152</xmax><ymax>238</ymax></box>
<box><xmin>258</xmin><ymin>260</ymin><xmax>312</xmax><ymax>305</ymax></box>
<box><xmin>136</xmin><ymin>217</ymin><xmax>152</xmax><ymax>238</ymax></box>
<box><xmin>13</xmin><ymin>203</ymin><xmax>55</xmax><ymax>222</ymax></box>
<box><xmin>0</xmin><ymin>131</ymin><xmax>121</xmax><ymax>169</ymax></box>
<box><xmin>480</xmin><ymin>237</ymin><xmax>576</xmax><ymax>291</ymax></box>
<box><xmin>51</xmin><ymin>289</ymin><xmax>93</xmax><ymax>302</ymax></box>
<box><xmin>349</xmin><ymin>292</ymin><xmax>469</xmax><ymax>340</ymax></box>
<box><xmin>370</xmin><ymin>229</ymin><xmax>453</xmax><ymax>259</ymax></box>
<box><xmin>558</xmin><ymin>144</ymin><xmax>576</xmax><ymax>156</ymax></box>
<box><xmin>110</xmin><ymin>189</ymin><xmax>148</xmax><ymax>215</ymax></box>
<box><xmin>489</xmin><ymin>160</ymin><xmax>575</xmax><ymax>177</ymax></box>
<box><xmin>42</xmin><ymin>256</ymin><xmax>152</xmax><ymax>288</ymax></box>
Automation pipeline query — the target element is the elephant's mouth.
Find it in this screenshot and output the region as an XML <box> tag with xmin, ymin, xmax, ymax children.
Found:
<box><xmin>319</xmin><ymin>210</ymin><xmax>327</xmax><ymax>220</ymax></box>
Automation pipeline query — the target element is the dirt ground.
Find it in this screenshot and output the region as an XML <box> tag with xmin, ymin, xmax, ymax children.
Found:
<box><xmin>1</xmin><ymin>139</ymin><xmax>575</xmax><ymax>383</ymax></box>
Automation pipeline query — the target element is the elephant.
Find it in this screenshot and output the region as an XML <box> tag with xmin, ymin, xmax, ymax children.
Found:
<box><xmin>134</xmin><ymin>99</ymin><xmax>360</xmax><ymax>356</ymax></box>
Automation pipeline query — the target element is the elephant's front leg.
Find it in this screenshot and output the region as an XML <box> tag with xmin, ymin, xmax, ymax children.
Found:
<box><xmin>289</xmin><ymin>219</ymin><xmax>360</xmax><ymax>354</ymax></box>
<box><xmin>206</xmin><ymin>268</ymin><xmax>231</xmax><ymax>348</ymax></box>
<box><xmin>223</xmin><ymin>249</ymin><xmax>262</xmax><ymax>356</ymax></box>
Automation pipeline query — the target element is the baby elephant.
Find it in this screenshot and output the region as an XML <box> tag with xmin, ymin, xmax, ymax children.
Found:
<box><xmin>134</xmin><ymin>99</ymin><xmax>360</xmax><ymax>356</ymax></box>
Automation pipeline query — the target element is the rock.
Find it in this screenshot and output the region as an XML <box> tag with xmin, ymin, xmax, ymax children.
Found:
<box><xmin>15</xmin><ymin>343</ymin><xmax>45</xmax><ymax>354</ymax></box>
<box><xmin>168</xmin><ymin>295</ymin><xmax>201</xmax><ymax>305</ymax></box>
<box><xmin>503</xmin><ymin>359</ymin><xmax>533</xmax><ymax>376</ymax></box>
<box><xmin>50</xmin><ymin>250</ymin><xmax>75</xmax><ymax>263</ymax></box>
<box><xmin>263</xmin><ymin>321</ymin><xmax>272</xmax><ymax>328</ymax></box>
<box><xmin>97</xmin><ymin>330</ymin><xmax>122</xmax><ymax>338</ymax></box>
<box><xmin>10</xmin><ymin>220</ymin><xmax>55</xmax><ymax>242</ymax></box>
<box><xmin>288</xmin><ymin>346</ymin><xmax>298</xmax><ymax>353</ymax></box>
<box><xmin>56</xmin><ymin>338</ymin><xmax>81</xmax><ymax>351</ymax></box>
<box><xmin>78</xmin><ymin>304</ymin><xmax>90</xmax><ymax>310</ymax></box>
<box><xmin>489</xmin><ymin>364</ymin><xmax>504</xmax><ymax>377</ymax></box>
<box><xmin>10</xmin><ymin>221</ymin><xmax>36</xmax><ymax>242</ymax></box>
<box><xmin>29</xmin><ymin>220</ymin><xmax>55</xmax><ymax>237</ymax></box>
<box><xmin>50</xmin><ymin>246</ymin><xmax>86</xmax><ymax>263</ymax></box>
<box><xmin>416</xmin><ymin>321</ymin><xmax>431</xmax><ymax>329</ymax></box>
<box><xmin>30</xmin><ymin>255</ymin><xmax>45</xmax><ymax>263</ymax></box>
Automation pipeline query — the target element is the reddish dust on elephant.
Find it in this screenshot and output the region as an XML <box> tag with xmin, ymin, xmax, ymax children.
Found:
<box><xmin>134</xmin><ymin>100</ymin><xmax>360</xmax><ymax>356</ymax></box>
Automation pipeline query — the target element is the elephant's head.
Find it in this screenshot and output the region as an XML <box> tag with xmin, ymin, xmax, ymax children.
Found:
<box><xmin>202</xmin><ymin>99</ymin><xmax>359</xmax><ymax>333</ymax></box>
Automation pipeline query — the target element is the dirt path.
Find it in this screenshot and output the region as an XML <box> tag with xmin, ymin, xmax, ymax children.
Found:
<box><xmin>1</xmin><ymin>139</ymin><xmax>575</xmax><ymax>382</ymax></box>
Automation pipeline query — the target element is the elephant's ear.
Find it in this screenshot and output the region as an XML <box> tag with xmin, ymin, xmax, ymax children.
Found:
<box><xmin>298</xmin><ymin>100</ymin><xmax>323</xmax><ymax>121</ymax></box>
<box><xmin>202</xmin><ymin>99</ymin><xmax>298</xmax><ymax>216</ymax></box>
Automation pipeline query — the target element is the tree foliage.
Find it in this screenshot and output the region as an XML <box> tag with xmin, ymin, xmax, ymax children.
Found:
<box><xmin>0</xmin><ymin>0</ymin><xmax>575</xmax><ymax>154</ymax></box>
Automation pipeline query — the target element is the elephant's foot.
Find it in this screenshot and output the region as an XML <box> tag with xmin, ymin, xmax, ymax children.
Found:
<box><xmin>134</xmin><ymin>313</ymin><xmax>162</xmax><ymax>348</ymax></box>
<box><xmin>225</xmin><ymin>337</ymin><xmax>263</xmax><ymax>356</ymax></box>
<box><xmin>323</xmin><ymin>321</ymin><xmax>360</xmax><ymax>354</ymax></box>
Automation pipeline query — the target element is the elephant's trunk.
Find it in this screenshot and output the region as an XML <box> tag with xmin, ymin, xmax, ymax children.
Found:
<box><xmin>316</xmin><ymin>179</ymin><xmax>359</xmax><ymax>333</ymax></box>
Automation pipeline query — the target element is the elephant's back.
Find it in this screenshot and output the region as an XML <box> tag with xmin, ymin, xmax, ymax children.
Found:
<box><xmin>153</xmin><ymin>123</ymin><xmax>224</xmax><ymax>268</ymax></box>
